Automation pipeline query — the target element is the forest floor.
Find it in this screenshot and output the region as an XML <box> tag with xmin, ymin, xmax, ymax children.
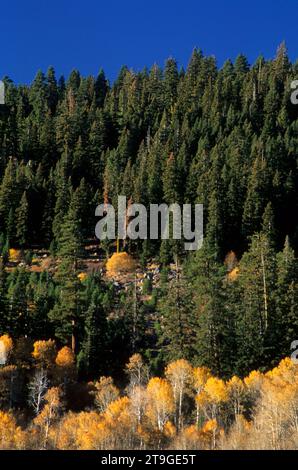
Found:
<box><xmin>5</xmin><ymin>245</ymin><xmax>181</xmax><ymax>293</ymax></box>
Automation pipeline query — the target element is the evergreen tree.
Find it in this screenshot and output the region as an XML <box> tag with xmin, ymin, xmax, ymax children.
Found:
<box><xmin>275</xmin><ymin>237</ymin><xmax>298</xmax><ymax>358</ymax></box>
<box><xmin>79</xmin><ymin>287</ymin><xmax>108</xmax><ymax>377</ymax></box>
<box><xmin>187</xmin><ymin>241</ymin><xmax>235</xmax><ymax>377</ymax></box>
<box><xmin>157</xmin><ymin>273</ymin><xmax>197</xmax><ymax>363</ymax></box>
<box><xmin>235</xmin><ymin>234</ymin><xmax>277</xmax><ymax>374</ymax></box>
<box><xmin>15</xmin><ymin>191</ymin><xmax>29</xmax><ymax>247</ymax></box>
<box><xmin>49</xmin><ymin>201</ymin><xmax>83</xmax><ymax>352</ymax></box>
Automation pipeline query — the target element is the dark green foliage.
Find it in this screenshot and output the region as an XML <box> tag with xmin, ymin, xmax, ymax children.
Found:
<box><xmin>78</xmin><ymin>276</ymin><xmax>109</xmax><ymax>378</ymax></box>
<box><xmin>0</xmin><ymin>46</ymin><xmax>297</xmax><ymax>380</ymax></box>
<box><xmin>157</xmin><ymin>273</ymin><xmax>197</xmax><ymax>363</ymax></box>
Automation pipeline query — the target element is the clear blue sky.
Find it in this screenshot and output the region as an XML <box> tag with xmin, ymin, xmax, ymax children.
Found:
<box><xmin>1</xmin><ymin>0</ymin><xmax>297</xmax><ymax>84</ymax></box>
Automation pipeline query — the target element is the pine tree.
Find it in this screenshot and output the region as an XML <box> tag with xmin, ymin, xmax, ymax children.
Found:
<box><xmin>79</xmin><ymin>287</ymin><xmax>107</xmax><ymax>377</ymax></box>
<box><xmin>275</xmin><ymin>237</ymin><xmax>298</xmax><ymax>357</ymax></box>
<box><xmin>0</xmin><ymin>258</ymin><xmax>8</xmax><ymax>333</ymax></box>
<box><xmin>235</xmin><ymin>233</ymin><xmax>277</xmax><ymax>374</ymax></box>
<box><xmin>242</xmin><ymin>154</ymin><xmax>269</xmax><ymax>240</ymax></box>
<box><xmin>187</xmin><ymin>241</ymin><xmax>235</xmax><ymax>377</ymax></box>
<box><xmin>157</xmin><ymin>273</ymin><xmax>197</xmax><ymax>363</ymax></box>
<box><xmin>46</xmin><ymin>66</ymin><xmax>58</xmax><ymax>114</ymax></box>
<box><xmin>6</xmin><ymin>268</ymin><xmax>29</xmax><ymax>337</ymax></box>
<box><xmin>15</xmin><ymin>191</ymin><xmax>29</xmax><ymax>247</ymax></box>
<box><xmin>49</xmin><ymin>201</ymin><xmax>83</xmax><ymax>352</ymax></box>
<box><xmin>164</xmin><ymin>58</ymin><xmax>179</xmax><ymax>109</ymax></box>
<box><xmin>0</xmin><ymin>159</ymin><xmax>17</xmax><ymax>234</ymax></box>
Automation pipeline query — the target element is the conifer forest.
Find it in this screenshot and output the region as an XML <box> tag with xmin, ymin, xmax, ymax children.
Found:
<box><xmin>0</xmin><ymin>43</ymin><xmax>297</xmax><ymax>450</ymax></box>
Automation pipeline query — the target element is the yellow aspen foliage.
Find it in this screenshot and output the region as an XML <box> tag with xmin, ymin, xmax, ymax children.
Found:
<box><xmin>14</xmin><ymin>427</ymin><xmax>28</xmax><ymax>450</ymax></box>
<box><xmin>32</xmin><ymin>339</ymin><xmax>56</xmax><ymax>368</ymax></box>
<box><xmin>93</xmin><ymin>376</ymin><xmax>120</xmax><ymax>412</ymax></box>
<box><xmin>227</xmin><ymin>376</ymin><xmax>246</xmax><ymax>416</ymax></box>
<box><xmin>0</xmin><ymin>334</ymin><xmax>13</xmax><ymax>364</ymax></box>
<box><xmin>129</xmin><ymin>385</ymin><xmax>147</xmax><ymax>424</ymax></box>
<box><xmin>34</xmin><ymin>387</ymin><xmax>61</xmax><ymax>449</ymax></box>
<box><xmin>227</xmin><ymin>267</ymin><xmax>240</xmax><ymax>281</ymax></box>
<box><xmin>9</xmin><ymin>248</ymin><xmax>21</xmax><ymax>262</ymax></box>
<box><xmin>34</xmin><ymin>387</ymin><xmax>61</xmax><ymax>426</ymax></box>
<box><xmin>77</xmin><ymin>272</ymin><xmax>88</xmax><ymax>282</ymax></box>
<box><xmin>55</xmin><ymin>346</ymin><xmax>76</xmax><ymax>384</ymax></box>
<box><xmin>163</xmin><ymin>420</ymin><xmax>176</xmax><ymax>438</ymax></box>
<box><xmin>0</xmin><ymin>411</ymin><xmax>16</xmax><ymax>450</ymax></box>
<box><xmin>165</xmin><ymin>359</ymin><xmax>193</xmax><ymax>428</ymax></box>
<box><xmin>76</xmin><ymin>414</ymin><xmax>109</xmax><ymax>450</ymax></box>
<box><xmin>104</xmin><ymin>396</ymin><xmax>131</xmax><ymax>425</ymax></box>
<box><xmin>176</xmin><ymin>425</ymin><xmax>202</xmax><ymax>450</ymax></box>
<box><xmin>1</xmin><ymin>354</ymin><xmax>298</xmax><ymax>450</ymax></box>
<box><xmin>56</xmin><ymin>346</ymin><xmax>75</xmax><ymax>368</ymax></box>
<box><xmin>55</xmin><ymin>412</ymin><xmax>79</xmax><ymax>449</ymax></box>
<box><xmin>165</xmin><ymin>359</ymin><xmax>193</xmax><ymax>391</ymax></box>
<box><xmin>103</xmin><ymin>396</ymin><xmax>133</xmax><ymax>448</ymax></box>
<box><xmin>193</xmin><ymin>366</ymin><xmax>212</xmax><ymax>394</ymax></box>
<box><xmin>244</xmin><ymin>369</ymin><xmax>264</xmax><ymax>389</ymax></box>
<box><xmin>0</xmin><ymin>411</ymin><xmax>23</xmax><ymax>449</ymax></box>
<box><xmin>125</xmin><ymin>353</ymin><xmax>148</xmax><ymax>387</ymax></box>
<box><xmin>224</xmin><ymin>247</ymin><xmax>239</xmax><ymax>282</ymax></box>
<box><xmin>251</xmin><ymin>379</ymin><xmax>298</xmax><ymax>450</ymax></box>
<box><xmin>197</xmin><ymin>377</ymin><xmax>228</xmax><ymax>422</ymax></box>
<box><xmin>220</xmin><ymin>414</ymin><xmax>252</xmax><ymax>450</ymax></box>
<box><xmin>265</xmin><ymin>357</ymin><xmax>298</xmax><ymax>387</ymax></box>
<box><xmin>243</xmin><ymin>370</ymin><xmax>264</xmax><ymax>405</ymax></box>
<box><xmin>56</xmin><ymin>411</ymin><xmax>106</xmax><ymax>450</ymax></box>
<box><xmin>204</xmin><ymin>377</ymin><xmax>228</xmax><ymax>403</ymax></box>
<box><xmin>106</xmin><ymin>252</ymin><xmax>136</xmax><ymax>276</ymax></box>
<box><xmin>201</xmin><ymin>419</ymin><xmax>220</xmax><ymax>450</ymax></box>
<box><xmin>193</xmin><ymin>366</ymin><xmax>212</xmax><ymax>425</ymax></box>
<box><xmin>195</xmin><ymin>390</ymin><xmax>209</xmax><ymax>408</ymax></box>
<box><xmin>146</xmin><ymin>378</ymin><xmax>174</xmax><ymax>431</ymax></box>
<box><xmin>136</xmin><ymin>423</ymin><xmax>151</xmax><ymax>446</ymax></box>
<box><xmin>202</xmin><ymin>418</ymin><xmax>218</xmax><ymax>433</ymax></box>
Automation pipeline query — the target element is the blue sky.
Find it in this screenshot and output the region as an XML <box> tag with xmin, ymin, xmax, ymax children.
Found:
<box><xmin>1</xmin><ymin>0</ymin><xmax>297</xmax><ymax>84</ymax></box>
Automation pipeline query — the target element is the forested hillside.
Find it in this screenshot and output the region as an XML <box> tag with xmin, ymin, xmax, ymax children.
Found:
<box><xmin>0</xmin><ymin>44</ymin><xmax>297</xmax><ymax>449</ymax></box>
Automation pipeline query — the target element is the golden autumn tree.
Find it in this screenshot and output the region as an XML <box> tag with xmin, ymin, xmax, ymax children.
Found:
<box><xmin>193</xmin><ymin>366</ymin><xmax>211</xmax><ymax>425</ymax></box>
<box><xmin>56</xmin><ymin>346</ymin><xmax>75</xmax><ymax>368</ymax></box>
<box><xmin>55</xmin><ymin>346</ymin><xmax>76</xmax><ymax>385</ymax></box>
<box><xmin>244</xmin><ymin>369</ymin><xmax>264</xmax><ymax>390</ymax></box>
<box><xmin>34</xmin><ymin>387</ymin><xmax>62</xmax><ymax>449</ymax></box>
<box><xmin>227</xmin><ymin>376</ymin><xmax>246</xmax><ymax>417</ymax></box>
<box><xmin>165</xmin><ymin>359</ymin><xmax>193</xmax><ymax>429</ymax></box>
<box><xmin>0</xmin><ymin>411</ymin><xmax>26</xmax><ymax>450</ymax></box>
<box><xmin>220</xmin><ymin>414</ymin><xmax>252</xmax><ymax>450</ymax></box>
<box><xmin>251</xmin><ymin>359</ymin><xmax>298</xmax><ymax>450</ymax></box>
<box><xmin>200</xmin><ymin>418</ymin><xmax>222</xmax><ymax>450</ymax></box>
<box><xmin>125</xmin><ymin>353</ymin><xmax>149</xmax><ymax>389</ymax></box>
<box><xmin>56</xmin><ymin>411</ymin><xmax>106</xmax><ymax>450</ymax></box>
<box><xmin>197</xmin><ymin>377</ymin><xmax>228</xmax><ymax>425</ymax></box>
<box><xmin>244</xmin><ymin>369</ymin><xmax>264</xmax><ymax>405</ymax></box>
<box><xmin>265</xmin><ymin>357</ymin><xmax>298</xmax><ymax>387</ymax></box>
<box><xmin>0</xmin><ymin>334</ymin><xmax>13</xmax><ymax>365</ymax></box>
<box><xmin>103</xmin><ymin>396</ymin><xmax>133</xmax><ymax>449</ymax></box>
<box><xmin>146</xmin><ymin>378</ymin><xmax>174</xmax><ymax>432</ymax></box>
<box><xmin>129</xmin><ymin>385</ymin><xmax>147</xmax><ymax>426</ymax></box>
<box><xmin>93</xmin><ymin>376</ymin><xmax>120</xmax><ymax>412</ymax></box>
<box><xmin>106</xmin><ymin>252</ymin><xmax>136</xmax><ymax>277</ymax></box>
<box><xmin>32</xmin><ymin>339</ymin><xmax>56</xmax><ymax>369</ymax></box>
<box><xmin>173</xmin><ymin>424</ymin><xmax>202</xmax><ymax>450</ymax></box>
<box><xmin>54</xmin><ymin>411</ymin><xmax>79</xmax><ymax>449</ymax></box>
